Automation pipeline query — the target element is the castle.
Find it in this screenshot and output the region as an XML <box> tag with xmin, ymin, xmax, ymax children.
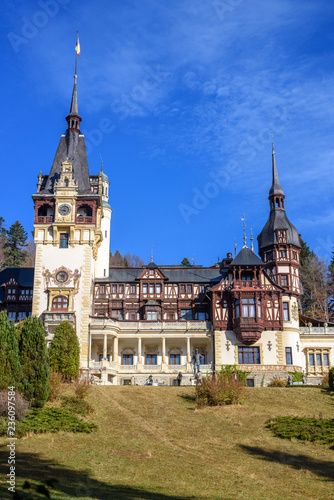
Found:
<box><xmin>29</xmin><ymin>65</ymin><xmax>333</xmax><ymax>386</ymax></box>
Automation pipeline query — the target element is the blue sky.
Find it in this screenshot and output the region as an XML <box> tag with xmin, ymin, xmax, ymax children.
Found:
<box><xmin>1</xmin><ymin>0</ymin><xmax>334</xmax><ymax>265</ymax></box>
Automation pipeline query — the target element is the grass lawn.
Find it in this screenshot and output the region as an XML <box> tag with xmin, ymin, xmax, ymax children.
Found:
<box><xmin>0</xmin><ymin>386</ymin><xmax>333</xmax><ymax>499</ymax></box>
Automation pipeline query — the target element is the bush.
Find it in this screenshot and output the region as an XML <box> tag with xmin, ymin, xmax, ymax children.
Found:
<box><xmin>266</xmin><ymin>416</ymin><xmax>334</xmax><ymax>445</ymax></box>
<box><xmin>61</xmin><ymin>396</ymin><xmax>93</xmax><ymax>416</ymax></box>
<box><xmin>196</xmin><ymin>373</ymin><xmax>245</xmax><ymax>408</ymax></box>
<box><xmin>220</xmin><ymin>364</ymin><xmax>250</xmax><ymax>383</ymax></box>
<box><xmin>48</xmin><ymin>370</ymin><xmax>66</xmax><ymax>402</ymax></box>
<box><xmin>74</xmin><ymin>371</ymin><xmax>92</xmax><ymax>399</ymax></box>
<box><xmin>49</xmin><ymin>322</ymin><xmax>80</xmax><ymax>381</ymax></box>
<box><xmin>0</xmin><ymin>407</ymin><xmax>97</xmax><ymax>438</ymax></box>
<box><xmin>329</xmin><ymin>367</ymin><xmax>334</xmax><ymax>391</ymax></box>
<box><xmin>267</xmin><ymin>376</ymin><xmax>286</xmax><ymax>387</ymax></box>
<box><xmin>288</xmin><ymin>370</ymin><xmax>303</xmax><ymax>382</ymax></box>
<box><xmin>0</xmin><ymin>390</ymin><xmax>29</xmax><ymax>421</ymax></box>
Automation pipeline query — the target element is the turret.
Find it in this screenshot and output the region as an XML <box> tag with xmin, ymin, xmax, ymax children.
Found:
<box><xmin>258</xmin><ymin>144</ymin><xmax>301</xmax><ymax>295</ymax></box>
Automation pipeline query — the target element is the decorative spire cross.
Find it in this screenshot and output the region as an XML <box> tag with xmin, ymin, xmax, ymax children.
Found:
<box><xmin>250</xmin><ymin>225</ymin><xmax>254</xmax><ymax>252</ymax></box>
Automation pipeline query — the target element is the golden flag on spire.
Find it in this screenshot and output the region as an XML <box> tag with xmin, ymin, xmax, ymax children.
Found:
<box><xmin>75</xmin><ymin>31</ymin><xmax>80</xmax><ymax>55</ymax></box>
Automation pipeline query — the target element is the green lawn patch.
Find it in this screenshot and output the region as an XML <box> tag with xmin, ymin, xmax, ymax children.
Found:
<box><xmin>0</xmin><ymin>407</ymin><xmax>97</xmax><ymax>438</ymax></box>
<box><xmin>60</xmin><ymin>395</ymin><xmax>93</xmax><ymax>416</ymax></box>
<box><xmin>266</xmin><ymin>416</ymin><xmax>334</xmax><ymax>445</ymax></box>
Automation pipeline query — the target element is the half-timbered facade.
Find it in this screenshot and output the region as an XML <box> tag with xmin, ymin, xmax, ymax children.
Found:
<box><xmin>29</xmin><ymin>65</ymin><xmax>334</xmax><ymax>386</ymax></box>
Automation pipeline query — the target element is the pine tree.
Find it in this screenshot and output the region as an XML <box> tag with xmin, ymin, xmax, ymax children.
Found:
<box><xmin>181</xmin><ymin>257</ymin><xmax>191</xmax><ymax>266</ymax></box>
<box><xmin>0</xmin><ymin>311</ymin><xmax>21</xmax><ymax>389</ymax></box>
<box><xmin>3</xmin><ymin>220</ymin><xmax>28</xmax><ymax>267</ymax></box>
<box><xmin>49</xmin><ymin>322</ymin><xmax>80</xmax><ymax>381</ymax></box>
<box><xmin>19</xmin><ymin>316</ymin><xmax>49</xmax><ymax>407</ymax></box>
<box><xmin>0</xmin><ymin>311</ymin><xmax>21</xmax><ymax>390</ymax></box>
<box><xmin>0</xmin><ymin>217</ymin><xmax>7</xmax><ymax>269</ymax></box>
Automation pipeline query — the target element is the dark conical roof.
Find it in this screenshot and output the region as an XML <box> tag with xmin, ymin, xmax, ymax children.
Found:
<box><xmin>230</xmin><ymin>246</ymin><xmax>263</xmax><ymax>266</ymax></box>
<box><xmin>258</xmin><ymin>210</ymin><xmax>301</xmax><ymax>249</ymax></box>
<box><xmin>68</xmin><ymin>82</ymin><xmax>79</xmax><ymax>116</ymax></box>
<box><xmin>269</xmin><ymin>143</ymin><xmax>284</xmax><ymax>196</ymax></box>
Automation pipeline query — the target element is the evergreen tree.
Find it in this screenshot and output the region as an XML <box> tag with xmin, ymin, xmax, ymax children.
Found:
<box><xmin>49</xmin><ymin>322</ymin><xmax>80</xmax><ymax>381</ymax></box>
<box><xmin>0</xmin><ymin>311</ymin><xmax>21</xmax><ymax>389</ymax></box>
<box><xmin>181</xmin><ymin>257</ymin><xmax>191</xmax><ymax>266</ymax></box>
<box><xmin>3</xmin><ymin>220</ymin><xmax>28</xmax><ymax>267</ymax></box>
<box><xmin>299</xmin><ymin>238</ymin><xmax>315</xmax><ymax>267</ymax></box>
<box><xmin>19</xmin><ymin>316</ymin><xmax>49</xmax><ymax>407</ymax></box>
<box><xmin>0</xmin><ymin>217</ymin><xmax>7</xmax><ymax>269</ymax></box>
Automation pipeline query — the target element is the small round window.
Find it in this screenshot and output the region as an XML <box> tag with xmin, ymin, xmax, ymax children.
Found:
<box><xmin>56</xmin><ymin>271</ymin><xmax>68</xmax><ymax>283</ymax></box>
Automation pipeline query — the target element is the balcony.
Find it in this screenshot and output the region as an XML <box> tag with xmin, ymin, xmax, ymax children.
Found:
<box><xmin>76</xmin><ymin>216</ymin><xmax>93</xmax><ymax>224</ymax></box>
<box><xmin>233</xmin><ymin>280</ymin><xmax>262</xmax><ymax>290</ymax></box>
<box><xmin>233</xmin><ymin>317</ymin><xmax>265</xmax><ymax>345</ymax></box>
<box><xmin>37</xmin><ymin>216</ymin><xmax>53</xmax><ymax>224</ymax></box>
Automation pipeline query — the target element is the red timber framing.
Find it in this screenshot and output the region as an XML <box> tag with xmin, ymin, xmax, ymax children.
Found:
<box><xmin>34</xmin><ymin>199</ymin><xmax>55</xmax><ymax>224</ymax></box>
<box><xmin>75</xmin><ymin>199</ymin><xmax>97</xmax><ymax>225</ymax></box>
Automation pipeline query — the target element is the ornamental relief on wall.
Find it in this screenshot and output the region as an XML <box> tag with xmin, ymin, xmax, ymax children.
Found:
<box><xmin>42</xmin><ymin>266</ymin><xmax>82</xmax><ymax>295</ymax></box>
<box><xmin>291</xmin><ymin>303</ymin><xmax>298</xmax><ymax>321</ymax></box>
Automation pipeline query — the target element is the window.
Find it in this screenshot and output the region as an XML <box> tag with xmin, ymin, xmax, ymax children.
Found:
<box><xmin>279</xmin><ymin>249</ymin><xmax>286</xmax><ymax>258</ymax></box>
<box><xmin>130</xmin><ymin>285</ymin><xmax>136</xmax><ymax>294</ymax></box>
<box><xmin>123</xmin><ymin>354</ymin><xmax>133</xmax><ymax>365</ymax></box>
<box><xmin>8</xmin><ymin>312</ymin><xmax>16</xmax><ymax>320</ymax></box>
<box><xmin>156</xmin><ymin>284</ymin><xmax>162</xmax><ymax>294</ymax></box>
<box><xmin>181</xmin><ymin>309</ymin><xmax>192</xmax><ymax>320</ymax></box>
<box><xmin>246</xmin><ymin>379</ymin><xmax>255</xmax><ymax>387</ymax></box>
<box><xmin>147</xmin><ymin>311</ymin><xmax>158</xmax><ymax>320</ymax></box>
<box><xmin>111</xmin><ymin>309</ymin><xmax>123</xmax><ymax>320</ymax></box>
<box><xmin>196</xmin><ymin>312</ymin><xmax>206</xmax><ymax>320</ymax></box>
<box><xmin>200</xmin><ymin>285</ymin><xmax>205</xmax><ymax>294</ymax></box>
<box><xmin>146</xmin><ymin>354</ymin><xmax>157</xmax><ymax>365</ymax></box>
<box><xmin>170</xmin><ymin>354</ymin><xmax>181</xmax><ymax>365</ymax></box>
<box><xmin>316</xmin><ymin>353</ymin><xmax>322</xmax><ymax>366</ymax></box>
<box><xmin>99</xmin><ymin>354</ymin><xmax>110</xmax><ymax>361</ymax></box>
<box><xmin>180</xmin><ymin>285</ymin><xmax>186</xmax><ymax>294</ymax></box>
<box><xmin>100</xmin><ymin>285</ymin><xmax>105</xmax><ymax>294</ymax></box>
<box><xmin>235</xmin><ymin>300</ymin><xmax>240</xmax><ymax>318</ymax></box>
<box><xmin>119</xmin><ymin>285</ymin><xmax>124</xmax><ymax>293</ymax></box>
<box><xmin>20</xmin><ymin>289</ymin><xmax>25</xmax><ymax>295</ymax></box>
<box><xmin>309</xmin><ymin>353</ymin><xmax>315</xmax><ymax>366</ymax></box>
<box><xmin>293</xmin><ymin>251</ymin><xmax>297</xmax><ymax>260</ymax></box>
<box><xmin>17</xmin><ymin>312</ymin><xmax>26</xmax><ymax>319</ymax></box>
<box><xmin>285</xmin><ymin>347</ymin><xmax>293</xmax><ymax>365</ymax></box>
<box><xmin>241</xmin><ymin>272</ymin><xmax>252</xmax><ymax>281</ymax></box>
<box><xmin>59</xmin><ymin>233</ymin><xmax>69</xmax><ymax>248</ymax></box>
<box><xmin>143</xmin><ymin>283</ymin><xmax>148</xmax><ymax>294</ymax></box>
<box><xmin>149</xmin><ymin>284</ymin><xmax>155</xmax><ymax>294</ymax></box>
<box><xmin>283</xmin><ymin>303</ymin><xmax>290</xmax><ymax>321</ymax></box>
<box><xmin>149</xmin><ymin>270</ymin><xmax>154</xmax><ymax>275</ymax></box>
<box><xmin>281</xmin><ymin>275</ymin><xmax>288</xmax><ymax>287</ymax></box>
<box><xmin>187</xmin><ymin>285</ymin><xmax>193</xmax><ymax>293</ymax></box>
<box><xmin>266</xmin><ymin>251</ymin><xmax>273</xmax><ymax>262</ymax></box>
<box><xmin>112</xmin><ymin>285</ymin><xmax>117</xmax><ymax>293</ymax></box>
<box><xmin>257</xmin><ymin>300</ymin><xmax>261</xmax><ymax>318</ymax></box>
<box><xmin>323</xmin><ymin>353</ymin><xmax>329</xmax><ymax>366</ymax></box>
<box><xmin>52</xmin><ymin>295</ymin><xmax>69</xmax><ymax>310</ymax></box>
<box><xmin>242</xmin><ymin>298</ymin><xmax>255</xmax><ymax>317</ymax></box>
<box><xmin>238</xmin><ymin>346</ymin><xmax>260</xmax><ymax>364</ymax></box>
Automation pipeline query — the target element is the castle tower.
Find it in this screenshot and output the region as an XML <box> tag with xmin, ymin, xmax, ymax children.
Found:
<box><xmin>31</xmin><ymin>52</ymin><xmax>112</xmax><ymax>368</ymax></box>
<box><xmin>258</xmin><ymin>143</ymin><xmax>301</xmax><ymax>296</ymax></box>
<box><xmin>258</xmin><ymin>144</ymin><xmax>302</xmax><ymax>368</ymax></box>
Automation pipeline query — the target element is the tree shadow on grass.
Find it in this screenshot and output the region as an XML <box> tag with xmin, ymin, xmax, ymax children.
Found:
<box><xmin>0</xmin><ymin>445</ymin><xmax>194</xmax><ymax>500</ymax></box>
<box><xmin>239</xmin><ymin>445</ymin><xmax>334</xmax><ymax>482</ymax></box>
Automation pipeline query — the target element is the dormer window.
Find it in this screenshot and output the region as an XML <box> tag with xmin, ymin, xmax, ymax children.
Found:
<box><xmin>149</xmin><ymin>270</ymin><xmax>154</xmax><ymax>276</ymax></box>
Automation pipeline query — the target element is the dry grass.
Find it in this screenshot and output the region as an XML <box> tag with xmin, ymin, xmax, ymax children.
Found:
<box><xmin>0</xmin><ymin>387</ymin><xmax>333</xmax><ymax>499</ymax></box>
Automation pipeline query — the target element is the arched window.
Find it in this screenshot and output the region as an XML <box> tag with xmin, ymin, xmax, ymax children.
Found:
<box><xmin>52</xmin><ymin>295</ymin><xmax>68</xmax><ymax>310</ymax></box>
<box><xmin>235</xmin><ymin>300</ymin><xmax>240</xmax><ymax>318</ymax></box>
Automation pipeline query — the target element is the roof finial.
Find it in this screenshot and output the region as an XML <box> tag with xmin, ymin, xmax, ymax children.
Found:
<box><xmin>100</xmin><ymin>154</ymin><xmax>103</xmax><ymax>172</ymax></box>
<box><xmin>74</xmin><ymin>31</ymin><xmax>80</xmax><ymax>84</ymax></box>
<box><xmin>250</xmin><ymin>225</ymin><xmax>254</xmax><ymax>252</ymax></box>
<box><xmin>151</xmin><ymin>245</ymin><xmax>153</xmax><ymax>263</ymax></box>
<box><xmin>241</xmin><ymin>214</ymin><xmax>247</xmax><ymax>248</ymax></box>
<box><xmin>234</xmin><ymin>238</ymin><xmax>237</xmax><ymax>257</ymax></box>
<box><xmin>271</xmin><ymin>129</ymin><xmax>274</xmax><ymax>150</ymax></box>
<box><xmin>192</xmin><ymin>253</ymin><xmax>195</xmax><ymax>265</ymax></box>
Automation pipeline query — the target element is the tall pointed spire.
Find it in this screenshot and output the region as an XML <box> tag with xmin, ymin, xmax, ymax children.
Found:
<box><xmin>269</xmin><ymin>141</ymin><xmax>284</xmax><ymax>197</ymax></box>
<box><xmin>66</xmin><ymin>32</ymin><xmax>81</xmax><ymax>135</ymax></box>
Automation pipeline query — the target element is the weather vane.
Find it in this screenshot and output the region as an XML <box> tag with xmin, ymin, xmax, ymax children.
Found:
<box><xmin>151</xmin><ymin>245</ymin><xmax>153</xmax><ymax>263</ymax></box>
<box><xmin>234</xmin><ymin>238</ymin><xmax>237</xmax><ymax>256</ymax></box>
<box><xmin>241</xmin><ymin>214</ymin><xmax>247</xmax><ymax>247</ymax></box>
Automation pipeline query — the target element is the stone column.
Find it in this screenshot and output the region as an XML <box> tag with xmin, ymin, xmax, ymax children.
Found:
<box><xmin>103</xmin><ymin>333</ymin><xmax>107</xmax><ymax>360</ymax></box>
<box><xmin>113</xmin><ymin>336</ymin><xmax>118</xmax><ymax>364</ymax></box>
<box><xmin>88</xmin><ymin>330</ymin><xmax>92</xmax><ymax>367</ymax></box>
<box><xmin>138</xmin><ymin>337</ymin><xmax>142</xmax><ymax>363</ymax></box>
<box><xmin>186</xmin><ymin>337</ymin><xmax>191</xmax><ymax>371</ymax></box>
<box><xmin>161</xmin><ymin>337</ymin><xmax>166</xmax><ymax>370</ymax></box>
